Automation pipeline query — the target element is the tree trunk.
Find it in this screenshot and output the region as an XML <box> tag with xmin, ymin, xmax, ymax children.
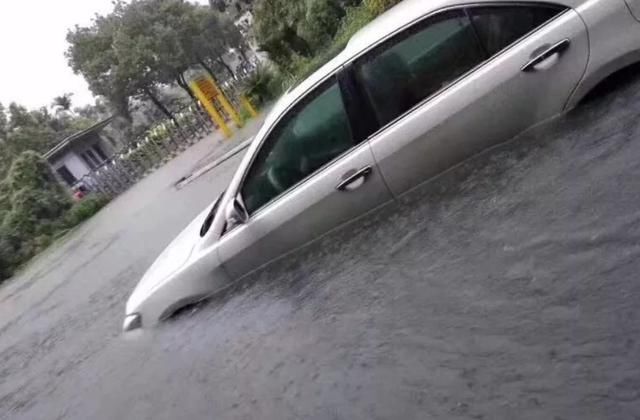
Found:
<box><xmin>176</xmin><ymin>74</ymin><xmax>197</xmax><ymax>104</ymax></box>
<box><xmin>143</xmin><ymin>87</ymin><xmax>179</xmax><ymax>127</ymax></box>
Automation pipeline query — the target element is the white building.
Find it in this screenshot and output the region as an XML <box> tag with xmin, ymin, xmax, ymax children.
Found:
<box><xmin>44</xmin><ymin>117</ymin><xmax>117</xmax><ymax>189</ymax></box>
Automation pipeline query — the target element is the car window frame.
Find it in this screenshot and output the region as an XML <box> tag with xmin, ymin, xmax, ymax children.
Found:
<box><xmin>226</xmin><ymin>1</ymin><xmax>568</xmax><ymax>233</ymax></box>
<box><xmin>344</xmin><ymin>2</ymin><xmax>570</xmax><ymax>138</ymax></box>
<box><xmin>234</xmin><ymin>70</ymin><xmax>370</xmax><ymax>221</ymax></box>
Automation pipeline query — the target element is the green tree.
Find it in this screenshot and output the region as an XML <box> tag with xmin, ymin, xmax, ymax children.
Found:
<box><xmin>0</xmin><ymin>152</ymin><xmax>71</xmax><ymax>276</ymax></box>
<box><xmin>0</xmin><ymin>103</ymin><xmax>7</xmax><ymax>140</ymax></box>
<box><xmin>66</xmin><ymin>6</ymin><xmax>133</xmax><ymax>121</ymax></box>
<box><xmin>67</xmin><ymin>0</ymin><xmax>248</xmax><ymax>123</ymax></box>
<box><xmin>253</xmin><ymin>0</ymin><xmax>312</xmax><ymax>69</ymax></box>
<box><xmin>191</xmin><ymin>7</ymin><xmax>248</xmax><ymax>80</ymax></box>
<box><xmin>8</xmin><ymin>103</ymin><xmax>36</xmax><ymax>131</ymax></box>
<box><xmin>74</xmin><ymin>99</ymin><xmax>110</xmax><ymax>121</ymax></box>
<box><xmin>364</xmin><ymin>0</ymin><xmax>400</xmax><ymax>14</ymax></box>
<box><xmin>52</xmin><ymin>93</ymin><xmax>74</xmax><ymax>114</ymax></box>
<box><xmin>301</xmin><ymin>0</ymin><xmax>346</xmax><ymax>50</ymax></box>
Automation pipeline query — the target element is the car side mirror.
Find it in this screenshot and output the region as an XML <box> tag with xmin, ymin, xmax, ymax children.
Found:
<box><xmin>225</xmin><ymin>196</ymin><xmax>249</xmax><ymax>227</ymax></box>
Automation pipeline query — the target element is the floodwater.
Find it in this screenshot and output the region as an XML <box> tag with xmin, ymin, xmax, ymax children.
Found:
<box><xmin>2</xmin><ymin>71</ymin><xmax>640</xmax><ymax>419</ymax></box>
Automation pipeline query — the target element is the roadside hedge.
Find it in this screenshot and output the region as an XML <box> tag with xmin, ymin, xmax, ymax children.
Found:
<box><xmin>0</xmin><ymin>152</ymin><xmax>109</xmax><ymax>283</ymax></box>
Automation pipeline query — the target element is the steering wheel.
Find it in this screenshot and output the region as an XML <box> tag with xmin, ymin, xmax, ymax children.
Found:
<box><xmin>267</xmin><ymin>162</ymin><xmax>304</xmax><ymax>194</ymax></box>
<box><xmin>267</xmin><ymin>166</ymin><xmax>286</xmax><ymax>193</ymax></box>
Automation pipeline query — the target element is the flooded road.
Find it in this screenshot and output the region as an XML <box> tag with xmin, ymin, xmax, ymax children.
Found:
<box><xmin>2</xmin><ymin>72</ymin><xmax>640</xmax><ymax>419</ymax></box>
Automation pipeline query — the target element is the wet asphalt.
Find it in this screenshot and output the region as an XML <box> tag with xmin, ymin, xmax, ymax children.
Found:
<box><xmin>2</xmin><ymin>71</ymin><xmax>640</xmax><ymax>419</ymax></box>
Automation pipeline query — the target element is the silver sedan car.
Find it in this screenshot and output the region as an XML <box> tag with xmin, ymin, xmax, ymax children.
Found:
<box><xmin>124</xmin><ymin>0</ymin><xmax>640</xmax><ymax>331</ymax></box>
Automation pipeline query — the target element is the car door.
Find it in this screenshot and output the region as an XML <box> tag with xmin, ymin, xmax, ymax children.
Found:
<box><xmin>350</xmin><ymin>4</ymin><xmax>589</xmax><ymax>196</ymax></box>
<box><xmin>217</xmin><ymin>76</ymin><xmax>392</xmax><ymax>279</ymax></box>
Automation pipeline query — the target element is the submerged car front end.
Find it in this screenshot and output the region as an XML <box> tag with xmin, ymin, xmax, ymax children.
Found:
<box><xmin>123</xmin><ymin>204</ymin><xmax>231</xmax><ymax>331</ymax></box>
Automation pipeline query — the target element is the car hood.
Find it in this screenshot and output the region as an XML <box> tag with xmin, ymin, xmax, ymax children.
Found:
<box><xmin>126</xmin><ymin>204</ymin><xmax>213</xmax><ymax>313</ymax></box>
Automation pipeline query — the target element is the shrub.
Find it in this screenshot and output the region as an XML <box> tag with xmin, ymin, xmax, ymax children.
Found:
<box><xmin>364</xmin><ymin>0</ymin><xmax>401</xmax><ymax>14</ymax></box>
<box><xmin>10</xmin><ymin>187</ymin><xmax>71</xmax><ymax>225</ymax></box>
<box><xmin>243</xmin><ymin>65</ymin><xmax>288</xmax><ymax>106</ymax></box>
<box><xmin>0</xmin><ymin>152</ymin><xmax>110</xmax><ymax>282</ymax></box>
<box><xmin>0</xmin><ymin>232</ymin><xmax>16</xmax><ymax>281</ymax></box>
<box><xmin>301</xmin><ymin>0</ymin><xmax>346</xmax><ymax>50</ymax></box>
<box><xmin>63</xmin><ymin>195</ymin><xmax>110</xmax><ymax>228</ymax></box>
<box><xmin>3</xmin><ymin>151</ymin><xmax>63</xmax><ymax>193</ymax></box>
<box><xmin>292</xmin><ymin>5</ymin><xmax>375</xmax><ymax>83</ymax></box>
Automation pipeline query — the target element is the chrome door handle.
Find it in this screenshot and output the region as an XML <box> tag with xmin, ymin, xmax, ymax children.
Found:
<box><xmin>336</xmin><ymin>166</ymin><xmax>373</xmax><ymax>191</ymax></box>
<box><xmin>521</xmin><ymin>39</ymin><xmax>571</xmax><ymax>72</ymax></box>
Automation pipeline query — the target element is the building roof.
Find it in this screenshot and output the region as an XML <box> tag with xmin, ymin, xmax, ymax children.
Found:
<box><xmin>44</xmin><ymin>117</ymin><xmax>114</xmax><ymax>161</ymax></box>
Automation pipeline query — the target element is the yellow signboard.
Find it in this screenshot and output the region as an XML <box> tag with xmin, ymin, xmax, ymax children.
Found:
<box><xmin>193</xmin><ymin>75</ymin><xmax>243</xmax><ymax>128</ymax></box>
<box><xmin>190</xmin><ymin>79</ymin><xmax>232</xmax><ymax>138</ymax></box>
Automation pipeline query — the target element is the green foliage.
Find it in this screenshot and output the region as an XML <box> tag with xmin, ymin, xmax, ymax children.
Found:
<box><xmin>8</xmin><ymin>188</ymin><xmax>70</xmax><ymax>229</ymax></box>
<box><xmin>52</xmin><ymin>93</ymin><xmax>74</xmax><ymax>114</ymax></box>
<box><xmin>63</xmin><ymin>195</ymin><xmax>110</xmax><ymax>228</ymax></box>
<box><xmin>300</xmin><ymin>0</ymin><xmax>346</xmax><ymax>50</ymax></box>
<box><xmin>0</xmin><ymin>102</ymin><xmax>8</xmax><ymax>139</ymax></box>
<box><xmin>243</xmin><ymin>65</ymin><xmax>288</xmax><ymax>106</ymax></box>
<box><xmin>3</xmin><ymin>151</ymin><xmax>61</xmax><ymax>192</ymax></box>
<box><xmin>252</xmin><ymin>0</ymin><xmax>380</xmax><ymax>95</ymax></box>
<box><xmin>0</xmin><ymin>152</ymin><xmax>76</xmax><ymax>281</ymax></box>
<box><xmin>0</xmin><ymin>100</ymin><xmax>105</xmax><ymax>180</ymax></box>
<box><xmin>0</xmin><ymin>153</ymin><xmax>113</xmax><ymax>283</ymax></box>
<box><xmin>66</xmin><ymin>0</ymin><xmax>248</xmax><ymax>120</ymax></box>
<box><xmin>0</xmin><ymin>100</ymin><xmax>116</xmax><ymax>282</ymax></box>
<box><xmin>364</xmin><ymin>0</ymin><xmax>401</xmax><ymax>14</ymax></box>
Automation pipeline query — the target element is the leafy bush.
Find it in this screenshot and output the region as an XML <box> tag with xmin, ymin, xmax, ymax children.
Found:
<box><xmin>364</xmin><ymin>0</ymin><xmax>401</xmax><ymax>14</ymax></box>
<box><xmin>291</xmin><ymin>5</ymin><xmax>375</xmax><ymax>83</ymax></box>
<box><xmin>63</xmin><ymin>195</ymin><xmax>110</xmax><ymax>228</ymax></box>
<box><xmin>0</xmin><ymin>152</ymin><xmax>110</xmax><ymax>283</ymax></box>
<box><xmin>243</xmin><ymin>65</ymin><xmax>288</xmax><ymax>106</ymax></box>
<box><xmin>301</xmin><ymin>0</ymin><xmax>346</xmax><ymax>50</ymax></box>
<box><xmin>4</xmin><ymin>151</ymin><xmax>64</xmax><ymax>193</ymax></box>
<box><xmin>0</xmin><ymin>234</ymin><xmax>14</xmax><ymax>280</ymax></box>
<box><xmin>10</xmin><ymin>188</ymin><xmax>71</xmax><ymax>225</ymax></box>
<box><xmin>246</xmin><ymin>2</ymin><xmax>378</xmax><ymax>103</ymax></box>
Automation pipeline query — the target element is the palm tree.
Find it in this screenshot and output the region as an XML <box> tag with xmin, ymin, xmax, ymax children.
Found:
<box><xmin>52</xmin><ymin>93</ymin><xmax>74</xmax><ymax>114</ymax></box>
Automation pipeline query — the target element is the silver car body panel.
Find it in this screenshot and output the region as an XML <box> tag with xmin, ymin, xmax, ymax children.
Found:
<box><xmin>125</xmin><ymin>0</ymin><xmax>640</xmax><ymax>329</ymax></box>
<box><xmin>565</xmin><ymin>0</ymin><xmax>640</xmax><ymax>107</ymax></box>
<box><xmin>369</xmin><ymin>9</ymin><xmax>590</xmax><ymax>196</ymax></box>
<box><xmin>218</xmin><ymin>142</ymin><xmax>392</xmax><ymax>279</ymax></box>
<box><xmin>125</xmin><ymin>204</ymin><xmax>231</xmax><ymax>324</ymax></box>
<box><xmin>624</xmin><ymin>0</ymin><xmax>640</xmax><ymax>20</ymax></box>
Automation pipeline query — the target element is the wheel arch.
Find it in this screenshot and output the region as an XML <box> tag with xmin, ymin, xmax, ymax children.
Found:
<box><xmin>565</xmin><ymin>49</ymin><xmax>640</xmax><ymax>109</ymax></box>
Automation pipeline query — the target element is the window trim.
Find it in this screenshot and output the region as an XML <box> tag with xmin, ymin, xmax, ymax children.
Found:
<box><xmin>345</xmin><ymin>2</ymin><xmax>570</xmax><ymax>140</ymax></box>
<box><xmin>235</xmin><ymin>73</ymin><xmax>339</xmax><ymax>215</ymax></box>
<box><xmin>238</xmin><ymin>73</ymin><xmax>364</xmax><ymax>218</ymax></box>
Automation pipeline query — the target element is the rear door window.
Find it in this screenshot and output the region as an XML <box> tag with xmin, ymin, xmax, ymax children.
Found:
<box><xmin>354</xmin><ymin>9</ymin><xmax>486</xmax><ymax>126</ymax></box>
<box><xmin>467</xmin><ymin>5</ymin><xmax>566</xmax><ymax>56</ymax></box>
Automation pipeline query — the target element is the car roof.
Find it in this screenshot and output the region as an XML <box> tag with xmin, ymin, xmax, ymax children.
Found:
<box><xmin>261</xmin><ymin>0</ymin><xmax>584</xmax><ymax>129</ymax></box>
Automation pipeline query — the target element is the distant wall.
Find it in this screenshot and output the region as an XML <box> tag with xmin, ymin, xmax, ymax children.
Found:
<box><xmin>51</xmin><ymin>152</ymin><xmax>92</xmax><ymax>182</ymax></box>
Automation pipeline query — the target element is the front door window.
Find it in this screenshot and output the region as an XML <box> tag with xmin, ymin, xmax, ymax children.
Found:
<box><xmin>241</xmin><ymin>80</ymin><xmax>354</xmax><ymax>214</ymax></box>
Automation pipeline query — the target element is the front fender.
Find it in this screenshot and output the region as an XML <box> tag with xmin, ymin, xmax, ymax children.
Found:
<box><xmin>125</xmin><ymin>246</ymin><xmax>231</xmax><ymax>328</ymax></box>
